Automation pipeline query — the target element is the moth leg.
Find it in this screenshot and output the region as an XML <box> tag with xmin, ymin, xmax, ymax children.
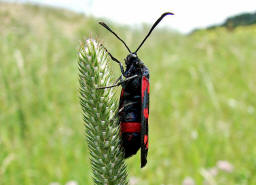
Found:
<box><xmin>118</xmin><ymin>102</ymin><xmax>136</xmax><ymax>113</ymax></box>
<box><xmin>114</xmin><ymin>75</ymin><xmax>122</xmax><ymax>84</ymax></box>
<box><xmin>96</xmin><ymin>75</ymin><xmax>138</xmax><ymax>90</ymax></box>
<box><xmin>101</xmin><ymin>44</ymin><xmax>125</xmax><ymax>75</ymax></box>
<box><xmin>96</xmin><ymin>75</ymin><xmax>121</xmax><ymax>90</ymax></box>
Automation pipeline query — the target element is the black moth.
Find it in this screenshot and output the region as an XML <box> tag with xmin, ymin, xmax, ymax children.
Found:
<box><xmin>97</xmin><ymin>12</ymin><xmax>174</xmax><ymax>168</ymax></box>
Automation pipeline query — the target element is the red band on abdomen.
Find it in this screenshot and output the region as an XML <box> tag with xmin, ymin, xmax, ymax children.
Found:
<box><xmin>121</xmin><ymin>122</ymin><xmax>141</xmax><ymax>133</ymax></box>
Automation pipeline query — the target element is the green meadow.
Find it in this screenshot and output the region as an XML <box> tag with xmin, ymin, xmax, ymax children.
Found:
<box><xmin>0</xmin><ymin>2</ymin><xmax>256</xmax><ymax>185</ymax></box>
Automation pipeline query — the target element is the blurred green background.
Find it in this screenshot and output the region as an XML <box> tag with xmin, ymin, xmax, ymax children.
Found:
<box><xmin>0</xmin><ymin>2</ymin><xmax>256</xmax><ymax>185</ymax></box>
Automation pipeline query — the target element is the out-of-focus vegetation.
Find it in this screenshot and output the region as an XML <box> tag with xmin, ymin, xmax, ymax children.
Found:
<box><xmin>1</xmin><ymin>2</ymin><xmax>256</xmax><ymax>185</ymax></box>
<box><xmin>206</xmin><ymin>12</ymin><xmax>256</xmax><ymax>31</ymax></box>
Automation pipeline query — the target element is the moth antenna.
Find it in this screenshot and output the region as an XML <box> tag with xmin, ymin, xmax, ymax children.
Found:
<box><xmin>99</xmin><ymin>22</ymin><xmax>131</xmax><ymax>53</ymax></box>
<box><xmin>135</xmin><ymin>12</ymin><xmax>174</xmax><ymax>53</ymax></box>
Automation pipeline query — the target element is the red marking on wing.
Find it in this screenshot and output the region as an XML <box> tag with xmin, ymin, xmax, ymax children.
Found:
<box><xmin>128</xmin><ymin>135</ymin><xmax>133</xmax><ymax>141</ymax></box>
<box><xmin>121</xmin><ymin>89</ymin><xmax>124</xmax><ymax>97</ymax></box>
<box><xmin>144</xmin><ymin>135</ymin><xmax>148</xmax><ymax>148</ymax></box>
<box><xmin>141</xmin><ymin>76</ymin><xmax>149</xmax><ymax>101</ymax></box>
<box><xmin>121</xmin><ymin>122</ymin><xmax>141</xmax><ymax>133</ymax></box>
<box><xmin>119</xmin><ymin>89</ymin><xmax>125</xmax><ymax>110</ymax></box>
<box><xmin>143</xmin><ymin>108</ymin><xmax>149</xmax><ymax>119</ymax></box>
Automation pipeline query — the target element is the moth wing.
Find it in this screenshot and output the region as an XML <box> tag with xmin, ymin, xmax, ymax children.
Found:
<box><xmin>140</xmin><ymin>69</ymin><xmax>150</xmax><ymax>168</ymax></box>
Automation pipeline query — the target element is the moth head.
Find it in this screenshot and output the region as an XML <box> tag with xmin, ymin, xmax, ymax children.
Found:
<box><xmin>125</xmin><ymin>53</ymin><xmax>139</xmax><ymax>65</ymax></box>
